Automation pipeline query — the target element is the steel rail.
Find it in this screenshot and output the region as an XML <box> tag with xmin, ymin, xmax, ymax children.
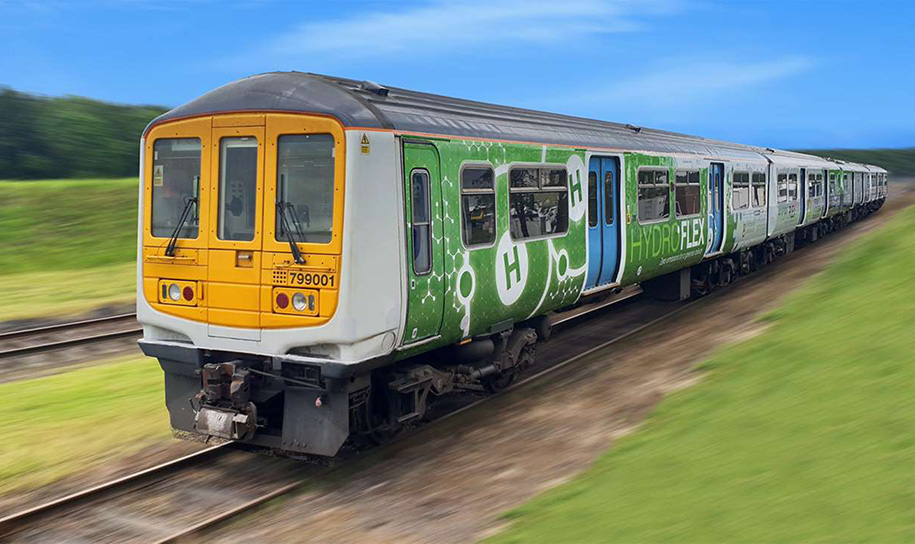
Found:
<box><xmin>0</xmin><ymin>442</ymin><xmax>233</xmax><ymax>540</ymax></box>
<box><xmin>0</xmin><ymin>313</ymin><xmax>138</xmax><ymax>341</ymax></box>
<box><xmin>0</xmin><ymin>327</ymin><xmax>143</xmax><ymax>359</ymax></box>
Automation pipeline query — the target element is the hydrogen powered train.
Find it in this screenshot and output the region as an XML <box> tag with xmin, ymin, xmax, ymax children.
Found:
<box><xmin>138</xmin><ymin>73</ymin><xmax>887</xmax><ymax>456</ymax></box>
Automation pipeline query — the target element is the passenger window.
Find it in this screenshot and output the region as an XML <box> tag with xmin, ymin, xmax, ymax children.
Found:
<box><xmin>732</xmin><ymin>172</ymin><xmax>750</xmax><ymax>210</ymax></box>
<box><xmin>509</xmin><ymin>166</ymin><xmax>569</xmax><ymax>240</ymax></box>
<box><xmin>604</xmin><ymin>170</ymin><xmax>615</xmax><ymax>225</ymax></box>
<box><xmin>217</xmin><ymin>137</ymin><xmax>258</xmax><ymax>242</ymax></box>
<box><xmin>152</xmin><ymin>138</ymin><xmax>201</xmax><ymax>239</ymax></box>
<box><xmin>588</xmin><ymin>171</ymin><xmax>598</xmax><ymax>228</ymax></box>
<box><xmin>410</xmin><ymin>169</ymin><xmax>432</xmax><ymax>275</ymax></box>
<box><xmin>788</xmin><ymin>172</ymin><xmax>798</xmax><ymax>201</ymax></box>
<box><xmin>674</xmin><ymin>170</ymin><xmax>701</xmax><ymax>216</ymax></box>
<box><xmin>777</xmin><ymin>173</ymin><xmax>788</xmax><ymax>203</ymax></box>
<box><xmin>637</xmin><ymin>169</ymin><xmax>670</xmax><ymax>222</ymax></box>
<box><xmin>275</xmin><ymin>134</ymin><xmax>335</xmax><ymax>244</ymax></box>
<box><xmin>460</xmin><ymin>166</ymin><xmax>496</xmax><ymax>247</ymax></box>
<box><xmin>752</xmin><ymin>172</ymin><xmax>767</xmax><ymax>207</ymax></box>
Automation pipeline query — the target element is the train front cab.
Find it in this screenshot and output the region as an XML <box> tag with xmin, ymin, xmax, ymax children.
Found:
<box><xmin>138</xmin><ymin>113</ymin><xmax>374</xmax><ymax>456</ymax></box>
<box><xmin>140</xmin><ymin>113</ymin><xmax>346</xmax><ymax>332</ymax></box>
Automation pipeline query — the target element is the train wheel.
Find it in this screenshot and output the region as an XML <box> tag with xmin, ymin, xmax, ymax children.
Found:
<box><xmin>483</xmin><ymin>371</ymin><xmax>517</xmax><ymax>393</ymax></box>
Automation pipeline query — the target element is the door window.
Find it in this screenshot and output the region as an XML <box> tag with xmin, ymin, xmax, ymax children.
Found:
<box><xmin>587</xmin><ymin>171</ymin><xmax>598</xmax><ymax>227</ymax></box>
<box><xmin>217</xmin><ymin>137</ymin><xmax>258</xmax><ymax>241</ymax></box>
<box><xmin>603</xmin><ymin>170</ymin><xmax>615</xmax><ymax>225</ymax></box>
<box><xmin>410</xmin><ymin>169</ymin><xmax>432</xmax><ymax>275</ymax></box>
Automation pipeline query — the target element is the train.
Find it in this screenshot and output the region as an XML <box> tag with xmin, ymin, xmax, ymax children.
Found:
<box><xmin>137</xmin><ymin>72</ymin><xmax>887</xmax><ymax>456</ymax></box>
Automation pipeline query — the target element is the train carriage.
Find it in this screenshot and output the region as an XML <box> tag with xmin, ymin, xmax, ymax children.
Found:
<box><xmin>138</xmin><ymin>72</ymin><xmax>885</xmax><ymax>457</ymax></box>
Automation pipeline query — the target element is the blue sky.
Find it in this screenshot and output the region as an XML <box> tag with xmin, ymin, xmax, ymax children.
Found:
<box><xmin>0</xmin><ymin>0</ymin><xmax>912</xmax><ymax>149</ymax></box>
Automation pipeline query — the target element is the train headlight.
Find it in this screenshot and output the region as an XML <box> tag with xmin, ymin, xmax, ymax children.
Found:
<box><xmin>292</xmin><ymin>292</ymin><xmax>308</xmax><ymax>312</ymax></box>
<box><xmin>168</xmin><ymin>283</ymin><xmax>181</xmax><ymax>301</ymax></box>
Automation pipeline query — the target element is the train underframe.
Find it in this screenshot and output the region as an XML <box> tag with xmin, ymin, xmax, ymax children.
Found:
<box><xmin>141</xmin><ymin>316</ymin><xmax>550</xmax><ymax>458</ymax></box>
<box><xmin>144</xmin><ymin>196</ymin><xmax>884</xmax><ymax>458</ymax></box>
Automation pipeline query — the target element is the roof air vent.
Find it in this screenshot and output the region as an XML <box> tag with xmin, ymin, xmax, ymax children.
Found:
<box><xmin>360</xmin><ymin>80</ymin><xmax>389</xmax><ymax>97</ymax></box>
<box><xmin>625</xmin><ymin>123</ymin><xmax>642</xmax><ymax>133</ymax></box>
<box><xmin>766</xmin><ymin>147</ymin><xmax>776</xmax><ymax>153</ymax></box>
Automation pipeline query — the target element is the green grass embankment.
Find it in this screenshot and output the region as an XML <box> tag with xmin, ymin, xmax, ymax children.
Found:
<box><xmin>0</xmin><ymin>357</ymin><xmax>171</xmax><ymax>494</ymax></box>
<box><xmin>491</xmin><ymin>204</ymin><xmax>915</xmax><ymax>542</ymax></box>
<box><xmin>0</xmin><ymin>178</ymin><xmax>137</xmax><ymax>320</ymax></box>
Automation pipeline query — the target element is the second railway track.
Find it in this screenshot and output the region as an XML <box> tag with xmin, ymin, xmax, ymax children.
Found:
<box><xmin>0</xmin><ymin>313</ymin><xmax>141</xmax><ymax>360</ymax></box>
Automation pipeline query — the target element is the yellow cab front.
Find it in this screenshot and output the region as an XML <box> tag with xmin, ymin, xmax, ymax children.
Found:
<box><xmin>141</xmin><ymin>113</ymin><xmax>345</xmax><ymax>339</ymax></box>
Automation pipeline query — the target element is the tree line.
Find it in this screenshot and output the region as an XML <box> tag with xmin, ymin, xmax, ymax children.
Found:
<box><xmin>0</xmin><ymin>87</ymin><xmax>166</xmax><ymax>180</ymax></box>
<box><xmin>1</xmin><ymin>85</ymin><xmax>911</xmax><ymax>181</ymax></box>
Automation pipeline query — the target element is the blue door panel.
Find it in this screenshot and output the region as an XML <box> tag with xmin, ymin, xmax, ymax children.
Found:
<box><xmin>598</xmin><ymin>158</ymin><xmax>620</xmax><ymax>285</ymax></box>
<box><xmin>585</xmin><ymin>159</ymin><xmax>602</xmax><ymax>289</ymax></box>
<box><xmin>798</xmin><ymin>168</ymin><xmax>807</xmax><ymax>224</ymax></box>
<box><xmin>585</xmin><ymin>157</ymin><xmax>621</xmax><ymax>289</ymax></box>
<box><xmin>708</xmin><ymin>163</ymin><xmax>724</xmax><ymax>254</ymax></box>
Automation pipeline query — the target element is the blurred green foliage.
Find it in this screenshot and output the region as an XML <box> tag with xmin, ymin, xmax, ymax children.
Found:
<box><xmin>797</xmin><ymin>147</ymin><xmax>915</xmax><ymax>177</ymax></box>
<box><xmin>0</xmin><ymin>88</ymin><xmax>165</xmax><ymax>179</ymax></box>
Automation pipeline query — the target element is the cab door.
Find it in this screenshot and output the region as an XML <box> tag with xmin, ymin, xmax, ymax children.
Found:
<box><xmin>402</xmin><ymin>142</ymin><xmax>445</xmax><ymax>344</ymax></box>
<box><xmin>206</xmin><ymin>124</ymin><xmax>266</xmax><ymax>339</ymax></box>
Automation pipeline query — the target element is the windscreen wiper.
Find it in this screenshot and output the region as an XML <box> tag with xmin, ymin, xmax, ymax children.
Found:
<box><xmin>284</xmin><ymin>202</ymin><xmax>308</xmax><ymax>242</ymax></box>
<box><xmin>277</xmin><ymin>201</ymin><xmax>305</xmax><ymax>264</ymax></box>
<box><xmin>165</xmin><ymin>196</ymin><xmax>198</xmax><ymax>257</ymax></box>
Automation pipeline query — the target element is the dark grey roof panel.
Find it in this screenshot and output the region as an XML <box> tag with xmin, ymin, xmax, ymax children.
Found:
<box><xmin>147</xmin><ymin>72</ymin><xmax>387</xmax><ymax>133</ymax></box>
<box><xmin>147</xmin><ymin>72</ymin><xmax>821</xmax><ymax>163</ymax></box>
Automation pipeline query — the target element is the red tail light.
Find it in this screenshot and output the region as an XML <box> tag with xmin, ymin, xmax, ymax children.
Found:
<box><xmin>276</xmin><ymin>292</ymin><xmax>289</xmax><ymax>309</ymax></box>
<box><xmin>183</xmin><ymin>286</ymin><xmax>194</xmax><ymax>301</ymax></box>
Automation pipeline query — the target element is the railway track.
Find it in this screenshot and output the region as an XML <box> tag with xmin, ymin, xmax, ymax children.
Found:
<box><xmin>0</xmin><ymin>289</ymin><xmax>695</xmax><ymax>543</ymax></box>
<box><xmin>0</xmin><ymin>313</ymin><xmax>141</xmax><ymax>360</ymax></box>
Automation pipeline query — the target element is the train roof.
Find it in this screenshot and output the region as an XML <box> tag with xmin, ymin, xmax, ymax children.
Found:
<box><xmin>148</xmin><ymin>72</ymin><xmax>878</xmax><ymax>170</ymax></box>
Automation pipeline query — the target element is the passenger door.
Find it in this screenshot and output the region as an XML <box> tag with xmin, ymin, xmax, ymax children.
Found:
<box><xmin>585</xmin><ymin>157</ymin><xmax>621</xmax><ymax>289</ymax></box>
<box><xmin>798</xmin><ymin>168</ymin><xmax>807</xmax><ymax>225</ymax></box>
<box><xmin>707</xmin><ymin>162</ymin><xmax>725</xmax><ymax>254</ymax></box>
<box><xmin>402</xmin><ymin>142</ymin><xmax>445</xmax><ymax>344</ymax></box>
<box><xmin>206</xmin><ymin>125</ymin><xmax>265</xmax><ymax>339</ymax></box>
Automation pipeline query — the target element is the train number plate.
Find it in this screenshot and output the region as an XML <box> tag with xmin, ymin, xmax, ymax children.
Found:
<box><xmin>285</xmin><ymin>271</ymin><xmax>335</xmax><ymax>288</ymax></box>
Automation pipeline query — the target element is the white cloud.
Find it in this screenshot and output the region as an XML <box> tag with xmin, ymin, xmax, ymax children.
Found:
<box><xmin>583</xmin><ymin>55</ymin><xmax>815</xmax><ymax>108</ymax></box>
<box><xmin>264</xmin><ymin>0</ymin><xmax>682</xmax><ymax>60</ymax></box>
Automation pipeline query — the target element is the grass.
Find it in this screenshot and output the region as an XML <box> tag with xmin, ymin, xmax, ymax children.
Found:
<box><xmin>0</xmin><ymin>178</ymin><xmax>138</xmax><ymax>321</ymax></box>
<box><xmin>0</xmin><ymin>356</ymin><xmax>171</xmax><ymax>495</ymax></box>
<box><xmin>0</xmin><ymin>262</ymin><xmax>135</xmax><ymax>321</ymax></box>
<box><xmin>797</xmin><ymin>147</ymin><xmax>915</xmax><ymax>178</ymax></box>
<box><xmin>0</xmin><ymin>178</ymin><xmax>138</xmax><ymax>276</ymax></box>
<box><xmin>490</xmin><ymin>205</ymin><xmax>915</xmax><ymax>543</ymax></box>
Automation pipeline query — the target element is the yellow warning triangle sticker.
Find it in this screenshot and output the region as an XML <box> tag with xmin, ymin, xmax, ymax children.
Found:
<box><xmin>361</xmin><ymin>133</ymin><xmax>370</xmax><ymax>145</ymax></box>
